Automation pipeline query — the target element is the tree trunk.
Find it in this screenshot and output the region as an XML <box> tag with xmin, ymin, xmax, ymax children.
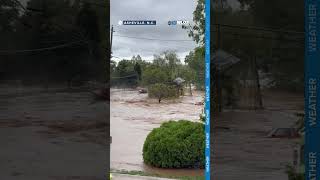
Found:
<box><xmin>253</xmin><ymin>56</ymin><xmax>263</xmax><ymax>109</ymax></box>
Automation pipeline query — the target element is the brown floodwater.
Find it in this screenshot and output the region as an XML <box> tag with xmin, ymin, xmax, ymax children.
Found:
<box><xmin>110</xmin><ymin>88</ymin><xmax>204</xmax><ymax>177</ymax></box>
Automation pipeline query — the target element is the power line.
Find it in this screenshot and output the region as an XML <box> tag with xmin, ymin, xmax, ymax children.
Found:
<box><xmin>111</xmin><ymin>55</ymin><xmax>121</xmax><ymax>59</ymax></box>
<box><xmin>12</xmin><ymin>0</ymin><xmax>26</xmax><ymax>11</ymax></box>
<box><xmin>212</xmin><ymin>23</ymin><xmax>304</xmax><ymax>35</ymax></box>
<box><xmin>113</xmin><ymin>34</ymin><xmax>194</xmax><ymax>42</ymax></box>
<box><xmin>40</xmin><ymin>39</ymin><xmax>75</xmax><ymax>45</ymax></box>
<box><xmin>80</xmin><ymin>0</ymin><xmax>107</xmax><ymax>8</ymax></box>
<box><xmin>9</xmin><ymin>0</ymin><xmax>87</xmax><ymax>42</ymax></box>
<box><xmin>113</xmin><ymin>34</ymin><xmax>196</xmax><ymax>51</ymax></box>
<box><xmin>0</xmin><ymin>40</ymin><xmax>87</xmax><ymax>54</ymax></box>
<box><xmin>111</xmin><ymin>74</ymin><xmax>137</xmax><ymax>79</ymax></box>
<box><xmin>215</xmin><ymin>30</ymin><xmax>304</xmax><ymax>45</ymax></box>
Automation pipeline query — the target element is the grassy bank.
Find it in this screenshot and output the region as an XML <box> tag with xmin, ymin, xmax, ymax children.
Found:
<box><xmin>110</xmin><ymin>170</ymin><xmax>205</xmax><ymax>180</ymax></box>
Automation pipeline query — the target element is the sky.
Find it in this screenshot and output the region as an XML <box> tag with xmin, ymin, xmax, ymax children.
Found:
<box><xmin>19</xmin><ymin>0</ymin><xmax>240</xmax><ymax>63</ymax></box>
<box><xmin>110</xmin><ymin>0</ymin><xmax>240</xmax><ymax>63</ymax></box>
<box><xmin>110</xmin><ymin>0</ymin><xmax>198</xmax><ymax>63</ymax></box>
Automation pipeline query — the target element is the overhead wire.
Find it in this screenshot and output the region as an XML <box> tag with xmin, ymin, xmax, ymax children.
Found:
<box><xmin>0</xmin><ymin>40</ymin><xmax>87</xmax><ymax>54</ymax></box>
<box><xmin>0</xmin><ymin>0</ymin><xmax>97</xmax><ymax>55</ymax></box>
<box><xmin>113</xmin><ymin>34</ymin><xmax>194</xmax><ymax>42</ymax></box>
<box><xmin>212</xmin><ymin>23</ymin><xmax>304</xmax><ymax>35</ymax></box>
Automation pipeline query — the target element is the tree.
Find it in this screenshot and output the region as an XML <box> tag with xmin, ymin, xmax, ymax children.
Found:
<box><xmin>0</xmin><ymin>0</ymin><xmax>19</xmax><ymax>33</ymax></box>
<box><xmin>142</xmin><ymin>66</ymin><xmax>169</xmax><ymax>86</ymax></box>
<box><xmin>148</xmin><ymin>83</ymin><xmax>177</xmax><ymax>103</ymax></box>
<box><xmin>185</xmin><ymin>47</ymin><xmax>205</xmax><ymax>89</ymax></box>
<box><xmin>0</xmin><ymin>0</ymin><xmax>20</xmax><ymax>78</ymax></box>
<box><xmin>163</xmin><ymin>50</ymin><xmax>181</xmax><ymax>78</ymax></box>
<box><xmin>237</xmin><ymin>0</ymin><xmax>303</xmax><ymax>31</ymax></box>
<box><xmin>113</xmin><ymin>60</ymin><xmax>138</xmax><ymax>86</ymax></box>
<box><xmin>234</xmin><ymin>0</ymin><xmax>304</xmax><ymax>91</ymax></box>
<box><xmin>134</xmin><ymin>62</ymin><xmax>142</xmax><ymax>81</ymax></box>
<box><xmin>153</xmin><ymin>54</ymin><xmax>167</xmax><ymax>67</ymax></box>
<box><xmin>131</xmin><ymin>55</ymin><xmax>142</xmax><ymax>62</ymax></box>
<box><xmin>110</xmin><ymin>60</ymin><xmax>116</xmax><ymax>75</ymax></box>
<box><xmin>184</xmin><ymin>0</ymin><xmax>205</xmax><ymax>44</ymax></box>
<box><xmin>150</xmin><ymin>83</ymin><xmax>167</xmax><ymax>103</ymax></box>
<box><xmin>179</xmin><ymin>66</ymin><xmax>196</xmax><ymax>95</ymax></box>
<box><xmin>1</xmin><ymin>0</ymin><xmax>108</xmax><ymax>84</ymax></box>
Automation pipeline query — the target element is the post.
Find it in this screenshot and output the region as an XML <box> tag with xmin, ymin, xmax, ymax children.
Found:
<box><xmin>220</xmin><ymin>0</ymin><xmax>224</xmax><ymax>9</ymax></box>
<box><xmin>293</xmin><ymin>148</ymin><xmax>298</xmax><ymax>172</ymax></box>
<box><xmin>217</xmin><ymin>71</ymin><xmax>222</xmax><ymax>112</ymax></box>
<box><xmin>253</xmin><ymin>56</ymin><xmax>263</xmax><ymax>109</ymax></box>
<box><xmin>110</xmin><ymin>25</ymin><xmax>114</xmax><ymax>55</ymax></box>
<box><xmin>217</xmin><ymin>24</ymin><xmax>221</xmax><ymax>50</ymax></box>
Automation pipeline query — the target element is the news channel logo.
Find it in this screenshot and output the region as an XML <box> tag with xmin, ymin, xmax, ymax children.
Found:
<box><xmin>168</xmin><ymin>20</ymin><xmax>189</xmax><ymax>26</ymax></box>
<box><xmin>118</xmin><ymin>20</ymin><xmax>156</xmax><ymax>25</ymax></box>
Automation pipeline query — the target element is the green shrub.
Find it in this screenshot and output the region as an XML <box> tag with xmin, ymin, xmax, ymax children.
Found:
<box><xmin>286</xmin><ymin>165</ymin><xmax>304</xmax><ymax>180</ymax></box>
<box><xmin>143</xmin><ymin>120</ymin><xmax>205</xmax><ymax>168</ymax></box>
<box><xmin>148</xmin><ymin>83</ymin><xmax>178</xmax><ymax>103</ymax></box>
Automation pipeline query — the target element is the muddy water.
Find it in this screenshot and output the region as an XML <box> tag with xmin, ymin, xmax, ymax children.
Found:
<box><xmin>0</xmin><ymin>86</ymin><xmax>108</xmax><ymax>179</ymax></box>
<box><xmin>110</xmin><ymin>88</ymin><xmax>204</xmax><ymax>176</ymax></box>
<box><xmin>211</xmin><ymin>91</ymin><xmax>304</xmax><ymax>180</ymax></box>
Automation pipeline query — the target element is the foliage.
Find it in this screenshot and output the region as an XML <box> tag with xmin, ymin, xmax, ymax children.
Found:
<box><xmin>143</xmin><ymin>120</ymin><xmax>205</xmax><ymax>168</ymax></box>
<box><xmin>148</xmin><ymin>83</ymin><xmax>177</xmax><ymax>103</ymax></box>
<box><xmin>1</xmin><ymin>0</ymin><xmax>108</xmax><ymax>84</ymax></box>
<box><xmin>142</xmin><ymin>67</ymin><xmax>169</xmax><ymax>86</ymax></box>
<box><xmin>111</xmin><ymin>60</ymin><xmax>139</xmax><ymax>87</ymax></box>
<box><xmin>111</xmin><ymin>170</ymin><xmax>205</xmax><ymax>180</ymax></box>
<box><xmin>237</xmin><ymin>0</ymin><xmax>303</xmax><ymax>31</ymax></box>
<box><xmin>182</xmin><ymin>0</ymin><xmax>206</xmax><ymax>91</ymax></box>
<box><xmin>134</xmin><ymin>62</ymin><xmax>142</xmax><ymax>80</ymax></box>
<box><xmin>199</xmin><ymin>113</ymin><xmax>205</xmax><ymax>123</ymax></box>
<box><xmin>184</xmin><ymin>0</ymin><xmax>205</xmax><ymax>44</ymax></box>
<box><xmin>185</xmin><ymin>46</ymin><xmax>205</xmax><ymax>89</ymax></box>
<box><xmin>212</xmin><ymin>0</ymin><xmax>304</xmax><ymax>92</ymax></box>
<box><xmin>111</xmin><ymin>51</ymin><xmax>198</xmax><ymax>93</ymax></box>
<box><xmin>0</xmin><ymin>0</ymin><xmax>19</xmax><ymax>33</ymax></box>
<box><xmin>153</xmin><ymin>50</ymin><xmax>181</xmax><ymax>80</ymax></box>
<box><xmin>286</xmin><ymin>165</ymin><xmax>304</xmax><ymax>180</ymax></box>
<box><xmin>240</xmin><ymin>0</ymin><xmax>303</xmax><ymax>92</ymax></box>
<box><xmin>111</xmin><ymin>50</ymin><xmax>205</xmax><ymax>99</ymax></box>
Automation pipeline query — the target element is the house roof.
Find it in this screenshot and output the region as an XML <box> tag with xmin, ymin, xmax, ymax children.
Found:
<box><xmin>211</xmin><ymin>50</ymin><xmax>241</xmax><ymax>72</ymax></box>
<box><xmin>173</xmin><ymin>77</ymin><xmax>185</xmax><ymax>85</ymax></box>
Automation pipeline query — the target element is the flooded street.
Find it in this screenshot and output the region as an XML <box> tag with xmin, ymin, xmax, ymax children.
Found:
<box><xmin>211</xmin><ymin>91</ymin><xmax>304</xmax><ymax>180</ymax></box>
<box><xmin>110</xmin><ymin>88</ymin><xmax>204</xmax><ymax>177</ymax></box>
<box><xmin>0</xmin><ymin>85</ymin><xmax>108</xmax><ymax>180</ymax></box>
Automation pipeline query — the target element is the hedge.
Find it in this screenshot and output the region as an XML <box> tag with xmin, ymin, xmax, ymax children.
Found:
<box><xmin>143</xmin><ymin>120</ymin><xmax>205</xmax><ymax>168</ymax></box>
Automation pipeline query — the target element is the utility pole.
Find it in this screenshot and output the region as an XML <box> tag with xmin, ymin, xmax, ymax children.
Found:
<box><xmin>110</xmin><ymin>25</ymin><xmax>115</xmax><ymax>55</ymax></box>
<box><xmin>216</xmin><ymin>24</ymin><xmax>222</xmax><ymax>112</ymax></box>
<box><xmin>220</xmin><ymin>0</ymin><xmax>224</xmax><ymax>9</ymax></box>
<box><xmin>217</xmin><ymin>24</ymin><xmax>221</xmax><ymax>49</ymax></box>
<box><xmin>253</xmin><ymin>56</ymin><xmax>263</xmax><ymax>109</ymax></box>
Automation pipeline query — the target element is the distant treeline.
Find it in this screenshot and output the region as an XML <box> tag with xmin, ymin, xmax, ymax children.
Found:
<box><xmin>111</xmin><ymin>49</ymin><xmax>205</xmax><ymax>90</ymax></box>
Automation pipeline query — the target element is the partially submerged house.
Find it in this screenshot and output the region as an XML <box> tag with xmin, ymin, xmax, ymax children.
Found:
<box><xmin>173</xmin><ymin>77</ymin><xmax>185</xmax><ymax>96</ymax></box>
<box><xmin>212</xmin><ymin>50</ymin><xmax>263</xmax><ymax>112</ymax></box>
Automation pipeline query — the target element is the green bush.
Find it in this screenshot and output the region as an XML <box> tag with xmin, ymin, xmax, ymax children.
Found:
<box><xmin>148</xmin><ymin>83</ymin><xmax>178</xmax><ymax>102</ymax></box>
<box><xmin>143</xmin><ymin>120</ymin><xmax>205</xmax><ymax>168</ymax></box>
<box><xmin>286</xmin><ymin>165</ymin><xmax>304</xmax><ymax>180</ymax></box>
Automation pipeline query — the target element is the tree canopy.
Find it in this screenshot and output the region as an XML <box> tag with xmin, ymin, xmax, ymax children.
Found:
<box><xmin>0</xmin><ymin>0</ymin><xmax>109</xmax><ymax>84</ymax></box>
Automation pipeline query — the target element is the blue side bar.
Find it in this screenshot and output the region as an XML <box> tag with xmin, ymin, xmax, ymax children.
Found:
<box><xmin>205</xmin><ymin>0</ymin><xmax>211</xmax><ymax>179</ymax></box>
<box><xmin>305</xmin><ymin>0</ymin><xmax>320</xmax><ymax>180</ymax></box>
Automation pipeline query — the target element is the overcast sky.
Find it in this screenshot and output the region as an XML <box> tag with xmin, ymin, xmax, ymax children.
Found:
<box><xmin>110</xmin><ymin>0</ymin><xmax>198</xmax><ymax>62</ymax></box>
<box><xmin>20</xmin><ymin>0</ymin><xmax>240</xmax><ymax>62</ymax></box>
